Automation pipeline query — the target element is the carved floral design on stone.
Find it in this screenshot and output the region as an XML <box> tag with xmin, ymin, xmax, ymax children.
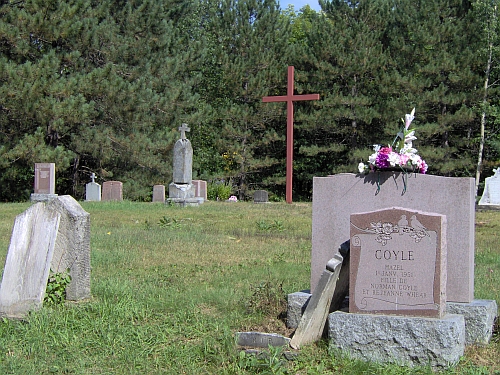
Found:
<box><xmin>351</xmin><ymin>215</ymin><xmax>430</xmax><ymax>246</ymax></box>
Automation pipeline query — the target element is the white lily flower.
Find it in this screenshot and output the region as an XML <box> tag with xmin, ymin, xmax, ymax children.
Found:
<box><xmin>405</xmin><ymin>108</ymin><xmax>415</xmax><ymax>129</ymax></box>
<box><xmin>404</xmin><ymin>130</ymin><xmax>417</xmax><ymax>143</ymax></box>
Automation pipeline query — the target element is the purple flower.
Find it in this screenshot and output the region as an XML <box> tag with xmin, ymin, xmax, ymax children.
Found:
<box><xmin>375</xmin><ymin>153</ymin><xmax>391</xmax><ymax>168</ymax></box>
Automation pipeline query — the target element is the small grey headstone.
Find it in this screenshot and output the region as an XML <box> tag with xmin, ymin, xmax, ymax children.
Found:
<box><xmin>479</xmin><ymin>168</ymin><xmax>500</xmax><ymax>205</ymax></box>
<box><xmin>152</xmin><ymin>185</ymin><xmax>165</xmax><ymax>203</ymax></box>
<box><xmin>85</xmin><ymin>173</ymin><xmax>101</xmax><ymax>201</ymax></box>
<box><xmin>253</xmin><ymin>190</ymin><xmax>269</xmax><ymax>203</ymax></box>
<box><xmin>0</xmin><ymin>203</ymin><xmax>61</xmax><ymax>318</ymax></box>
<box><xmin>102</xmin><ymin>181</ymin><xmax>123</xmax><ymax>201</ymax></box>
<box><xmin>236</xmin><ymin>332</ymin><xmax>290</xmax><ymax>348</ymax></box>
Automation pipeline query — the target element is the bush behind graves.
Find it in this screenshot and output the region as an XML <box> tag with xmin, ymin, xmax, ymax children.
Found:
<box><xmin>0</xmin><ymin>202</ymin><xmax>498</xmax><ymax>374</ymax></box>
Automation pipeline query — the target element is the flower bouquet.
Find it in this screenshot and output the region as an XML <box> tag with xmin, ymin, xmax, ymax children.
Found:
<box><xmin>358</xmin><ymin>108</ymin><xmax>428</xmax><ymax>175</ymax></box>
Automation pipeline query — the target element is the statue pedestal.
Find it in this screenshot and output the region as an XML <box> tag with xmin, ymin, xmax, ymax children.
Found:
<box><xmin>167</xmin><ymin>183</ymin><xmax>202</xmax><ymax>206</ymax></box>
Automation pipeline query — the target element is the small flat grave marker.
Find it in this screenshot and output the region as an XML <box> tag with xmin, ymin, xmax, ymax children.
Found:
<box><xmin>236</xmin><ymin>332</ymin><xmax>290</xmax><ymax>348</ymax></box>
<box><xmin>349</xmin><ymin>207</ymin><xmax>446</xmax><ymax>318</ymax></box>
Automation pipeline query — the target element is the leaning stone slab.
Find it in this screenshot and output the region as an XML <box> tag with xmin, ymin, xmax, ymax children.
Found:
<box><xmin>447</xmin><ymin>299</ymin><xmax>498</xmax><ymax>345</ymax></box>
<box><xmin>236</xmin><ymin>332</ymin><xmax>290</xmax><ymax>348</ymax></box>
<box><xmin>328</xmin><ymin>311</ymin><xmax>465</xmax><ymax>368</ymax></box>
<box><xmin>0</xmin><ymin>203</ymin><xmax>61</xmax><ymax>319</ymax></box>
<box><xmin>47</xmin><ymin>196</ymin><xmax>91</xmax><ymax>300</ymax></box>
<box><xmin>290</xmin><ymin>254</ymin><xmax>343</xmax><ymax>349</ymax></box>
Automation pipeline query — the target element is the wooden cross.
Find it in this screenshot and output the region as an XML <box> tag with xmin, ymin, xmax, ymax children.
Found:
<box><xmin>262</xmin><ymin>66</ymin><xmax>319</xmax><ymax>203</ymax></box>
<box><xmin>178</xmin><ymin>123</ymin><xmax>190</xmax><ymax>140</ymax></box>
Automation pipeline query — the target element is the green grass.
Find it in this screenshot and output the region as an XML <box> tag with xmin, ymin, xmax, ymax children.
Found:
<box><xmin>0</xmin><ymin>201</ymin><xmax>498</xmax><ymax>374</ymax></box>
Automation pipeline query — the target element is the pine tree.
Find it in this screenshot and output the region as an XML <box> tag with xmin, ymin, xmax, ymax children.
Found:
<box><xmin>387</xmin><ymin>0</ymin><xmax>482</xmax><ymax>177</ymax></box>
<box><xmin>294</xmin><ymin>0</ymin><xmax>397</xmax><ymax>186</ymax></box>
<box><xmin>0</xmin><ymin>0</ymin><xmax>204</xmax><ymax>200</ymax></box>
<box><xmin>200</xmin><ymin>0</ymin><xmax>293</xmax><ymax>199</ymax></box>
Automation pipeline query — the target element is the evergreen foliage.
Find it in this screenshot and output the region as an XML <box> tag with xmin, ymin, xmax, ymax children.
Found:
<box><xmin>0</xmin><ymin>0</ymin><xmax>496</xmax><ymax>201</ymax></box>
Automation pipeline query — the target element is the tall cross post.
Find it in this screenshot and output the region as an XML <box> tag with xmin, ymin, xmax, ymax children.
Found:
<box><xmin>262</xmin><ymin>66</ymin><xmax>319</xmax><ymax>203</ymax></box>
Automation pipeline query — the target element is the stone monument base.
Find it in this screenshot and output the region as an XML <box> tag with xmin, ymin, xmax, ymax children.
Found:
<box><xmin>166</xmin><ymin>197</ymin><xmax>204</xmax><ymax>207</ymax></box>
<box><xmin>447</xmin><ymin>299</ymin><xmax>498</xmax><ymax>345</ymax></box>
<box><xmin>287</xmin><ymin>292</ymin><xmax>497</xmax><ymax>347</ymax></box>
<box><xmin>30</xmin><ymin>193</ymin><xmax>58</xmax><ymax>202</ymax></box>
<box><xmin>168</xmin><ymin>183</ymin><xmax>195</xmax><ymax>199</ymax></box>
<box><xmin>328</xmin><ymin>311</ymin><xmax>465</xmax><ymax>368</ymax></box>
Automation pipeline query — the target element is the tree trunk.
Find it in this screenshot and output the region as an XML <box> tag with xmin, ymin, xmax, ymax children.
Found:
<box><xmin>476</xmin><ymin>4</ymin><xmax>496</xmax><ymax>197</ymax></box>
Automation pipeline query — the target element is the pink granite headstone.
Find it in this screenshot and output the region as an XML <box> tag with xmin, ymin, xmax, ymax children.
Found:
<box><xmin>152</xmin><ymin>185</ymin><xmax>165</xmax><ymax>203</ymax></box>
<box><xmin>34</xmin><ymin>163</ymin><xmax>55</xmax><ymax>194</ymax></box>
<box><xmin>102</xmin><ymin>181</ymin><xmax>123</xmax><ymax>201</ymax></box>
<box><xmin>349</xmin><ymin>207</ymin><xmax>447</xmax><ymax>318</ymax></box>
<box><xmin>312</xmin><ymin>172</ymin><xmax>474</xmax><ymax>303</ymax></box>
<box><xmin>192</xmin><ymin>180</ymin><xmax>207</xmax><ymax>200</ymax></box>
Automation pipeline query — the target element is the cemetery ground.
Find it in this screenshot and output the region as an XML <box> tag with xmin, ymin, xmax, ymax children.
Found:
<box><xmin>0</xmin><ymin>201</ymin><xmax>498</xmax><ymax>375</ymax></box>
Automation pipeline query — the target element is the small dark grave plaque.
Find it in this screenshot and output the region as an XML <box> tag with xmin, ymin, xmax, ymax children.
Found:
<box><xmin>253</xmin><ymin>190</ymin><xmax>269</xmax><ymax>203</ymax></box>
<box><xmin>349</xmin><ymin>207</ymin><xmax>446</xmax><ymax>317</ymax></box>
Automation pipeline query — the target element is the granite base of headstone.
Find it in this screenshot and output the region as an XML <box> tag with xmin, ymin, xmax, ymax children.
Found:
<box><xmin>152</xmin><ymin>185</ymin><xmax>166</xmax><ymax>203</ymax></box>
<box><xmin>31</xmin><ymin>193</ymin><xmax>59</xmax><ymax>202</ymax></box>
<box><xmin>328</xmin><ymin>311</ymin><xmax>465</xmax><ymax>368</ymax></box>
<box><xmin>253</xmin><ymin>190</ymin><xmax>269</xmax><ymax>203</ymax></box>
<box><xmin>447</xmin><ymin>299</ymin><xmax>498</xmax><ymax>345</ymax></box>
<box><xmin>102</xmin><ymin>181</ymin><xmax>123</xmax><ymax>201</ymax></box>
<box><xmin>47</xmin><ymin>195</ymin><xmax>91</xmax><ymax>301</ymax></box>
<box><xmin>0</xmin><ymin>203</ymin><xmax>60</xmax><ymax>319</ymax></box>
<box><xmin>167</xmin><ymin>183</ymin><xmax>203</xmax><ymax>206</ymax></box>
<box><xmin>85</xmin><ymin>173</ymin><xmax>101</xmax><ymax>201</ymax></box>
<box><xmin>287</xmin><ymin>293</ymin><xmax>497</xmax><ymax>347</ymax></box>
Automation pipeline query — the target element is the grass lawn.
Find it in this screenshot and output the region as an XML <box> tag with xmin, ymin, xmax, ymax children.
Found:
<box><xmin>0</xmin><ymin>201</ymin><xmax>498</xmax><ymax>374</ymax></box>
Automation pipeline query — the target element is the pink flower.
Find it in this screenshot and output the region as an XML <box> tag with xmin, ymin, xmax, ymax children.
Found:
<box><xmin>379</xmin><ymin>146</ymin><xmax>392</xmax><ymax>154</ymax></box>
<box><xmin>399</xmin><ymin>153</ymin><xmax>410</xmax><ymax>165</ymax></box>
<box><xmin>419</xmin><ymin>160</ymin><xmax>428</xmax><ymax>174</ymax></box>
